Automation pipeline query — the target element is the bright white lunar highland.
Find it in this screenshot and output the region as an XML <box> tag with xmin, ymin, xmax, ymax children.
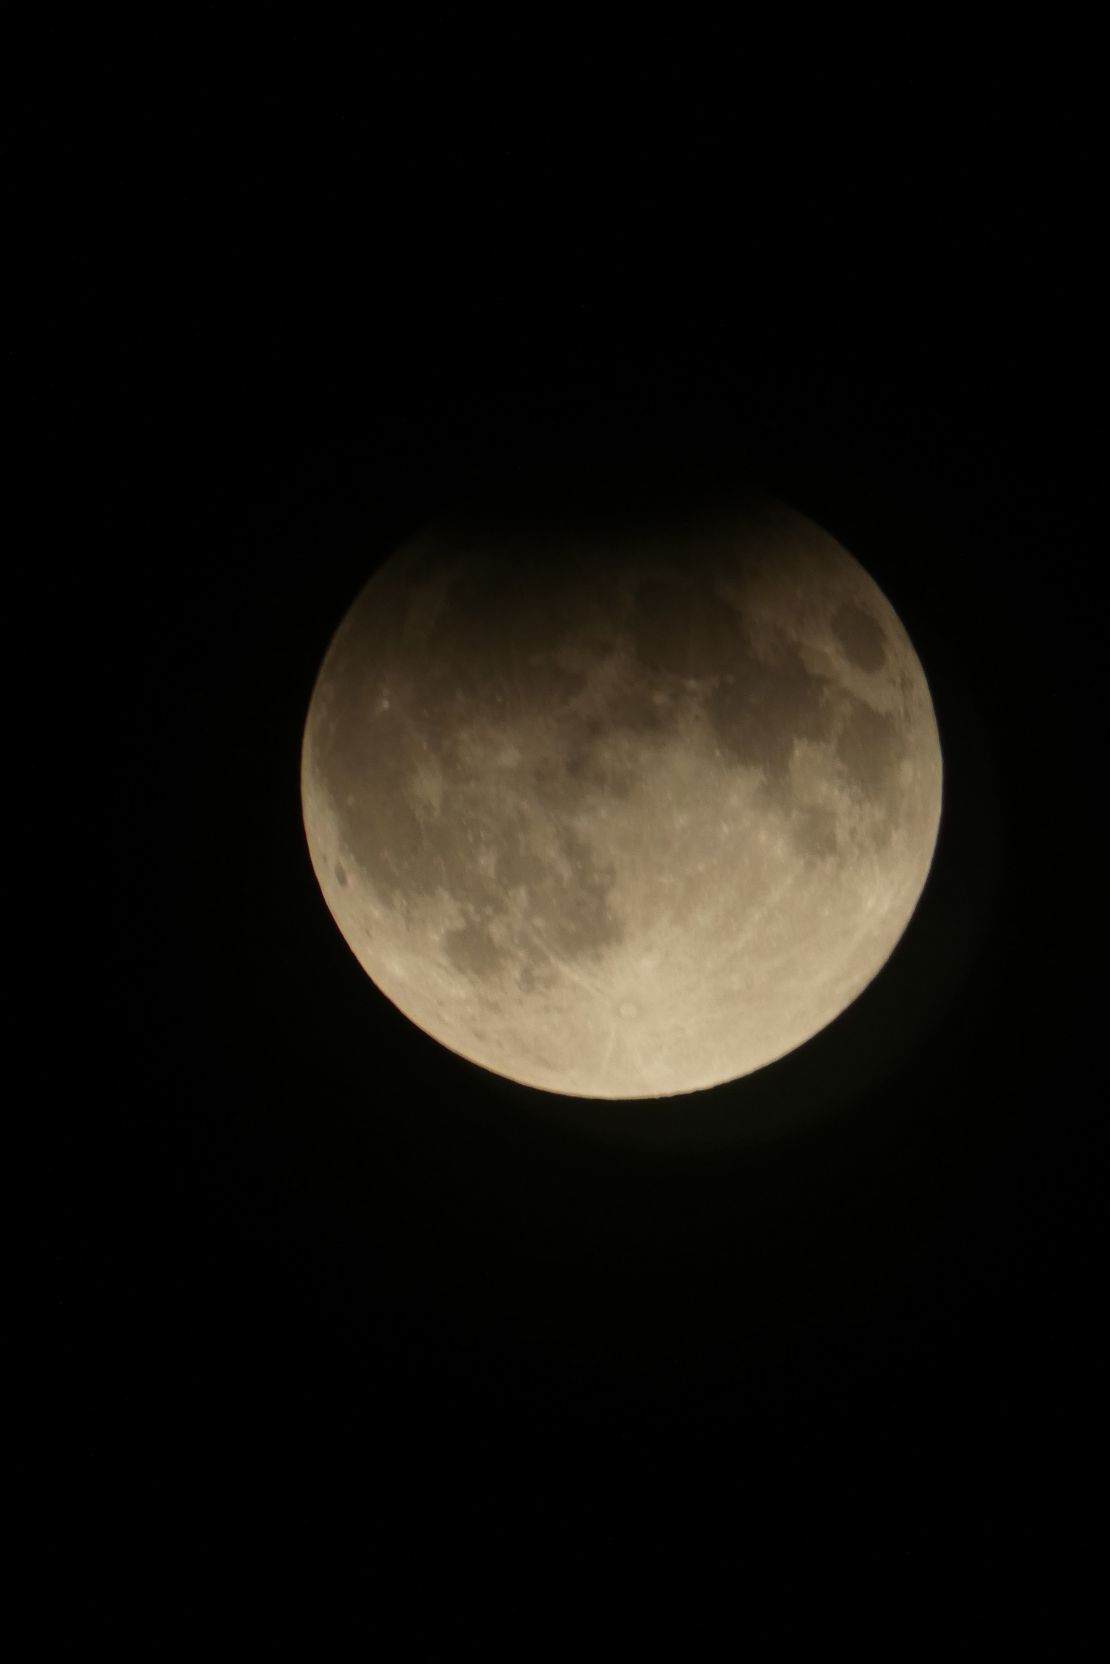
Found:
<box><xmin>301</xmin><ymin>488</ymin><xmax>942</xmax><ymax>1098</ymax></box>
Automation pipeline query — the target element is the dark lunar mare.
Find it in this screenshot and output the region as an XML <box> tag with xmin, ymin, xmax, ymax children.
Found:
<box><xmin>313</xmin><ymin>534</ymin><xmax>905</xmax><ymax>988</ymax></box>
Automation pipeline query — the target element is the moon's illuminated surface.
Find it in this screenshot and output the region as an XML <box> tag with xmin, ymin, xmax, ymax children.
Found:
<box><xmin>301</xmin><ymin>487</ymin><xmax>942</xmax><ymax>1098</ymax></box>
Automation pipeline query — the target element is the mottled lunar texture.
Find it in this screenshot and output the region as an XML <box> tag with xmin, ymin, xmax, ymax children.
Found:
<box><xmin>301</xmin><ymin>489</ymin><xmax>942</xmax><ymax>1098</ymax></box>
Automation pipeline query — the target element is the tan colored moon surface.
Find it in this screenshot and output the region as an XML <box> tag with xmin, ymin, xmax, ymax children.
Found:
<box><xmin>301</xmin><ymin>487</ymin><xmax>942</xmax><ymax>1098</ymax></box>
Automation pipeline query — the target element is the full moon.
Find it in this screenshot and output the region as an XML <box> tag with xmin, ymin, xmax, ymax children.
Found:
<box><xmin>301</xmin><ymin>484</ymin><xmax>942</xmax><ymax>1099</ymax></box>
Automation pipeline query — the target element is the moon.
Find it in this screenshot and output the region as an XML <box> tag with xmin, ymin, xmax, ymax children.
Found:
<box><xmin>301</xmin><ymin>484</ymin><xmax>942</xmax><ymax>1099</ymax></box>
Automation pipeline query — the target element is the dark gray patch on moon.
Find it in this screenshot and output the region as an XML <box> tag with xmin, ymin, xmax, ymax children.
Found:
<box><xmin>332</xmin><ymin>670</ymin><xmax>629</xmax><ymax>979</ymax></box>
<box><xmin>791</xmin><ymin>803</ymin><xmax>840</xmax><ymax>860</ymax></box>
<box><xmin>328</xmin><ymin>706</ymin><xmax>626</xmax><ymax>976</ymax></box>
<box><xmin>564</xmin><ymin>718</ymin><xmax>637</xmax><ymax>799</ymax></box>
<box><xmin>705</xmin><ymin>619</ymin><xmax>834</xmax><ymax>784</ymax></box>
<box><xmin>631</xmin><ymin>575</ymin><xmax>743</xmax><ymax>680</ymax></box>
<box><xmin>836</xmin><ymin>699</ymin><xmax>900</xmax><ymax>802</ymax></box>
<box><xmin>832</xmin><ymin>601</ymin><xmax>887</xmax><ymax>673</ymax></box>
<box><xmin>444</xmin><ymin>918</ymin><xmax>504</xmax><ymax>978</ymax></box>
<box><xmin>489</xmin><ymin>820</ymin><xmax>550</xmax><ymax>893</ymax></box>
<box><xmin>429</xmin><ymin>561</ymin><xmax>589</xmax><ymax>713</ymax></box>
<box><xmin>469</xmin><ymin>820</ymin><xmax>625</xmax><ymax>981</ymax></box>
<box><xmin>328</xmin><ymin>708</ymin><xmax>429</xmax><ymax>909</ymax></box>
<box><xmin>334</xmin><ymin>862</ymin><xmax>347</xmax><ymax>887</ymax></box>
<box><xmin>605</xmin><ymin>688</ymin><xmax>666</xmax><ymax>734</ymax></box>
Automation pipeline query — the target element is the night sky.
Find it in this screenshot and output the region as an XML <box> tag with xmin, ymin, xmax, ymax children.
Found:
<box><xmin>45</xmin><ymin>41</ymin><xmax>1098</xmax><ymax>1638</ymax></box>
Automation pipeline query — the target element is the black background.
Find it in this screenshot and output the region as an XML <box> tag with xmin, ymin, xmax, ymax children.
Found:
<box><xmin>39</xmin><ymin>27</ymin><xmax>1099</xmax><ymax>1640</ymax></box>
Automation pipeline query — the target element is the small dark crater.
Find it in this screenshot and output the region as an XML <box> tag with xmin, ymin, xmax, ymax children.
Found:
<box><xmin>334</xmin><ymin>862</ymin><xmax>348</xmax><ymax>887</ymax></box>
<box><xmin>832</xmin><ymin>601</ymin><xmax>887</xmax><ymax>673</ymax></box>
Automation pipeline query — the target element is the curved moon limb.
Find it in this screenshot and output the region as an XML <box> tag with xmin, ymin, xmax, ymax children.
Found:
<box><xmin>301</xmin><ymin>489</ymin><xmax>942</xmax><ymax>1099</ymax></box>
